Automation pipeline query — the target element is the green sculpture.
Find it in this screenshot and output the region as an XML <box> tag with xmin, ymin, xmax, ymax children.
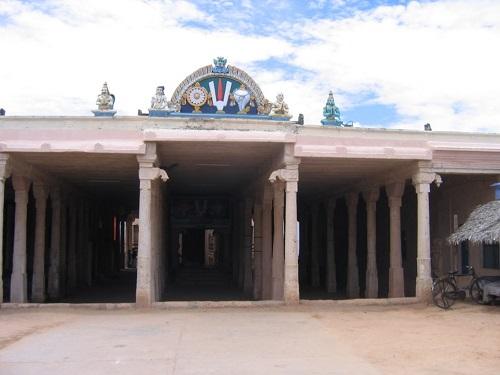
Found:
<box><xmin>321</xmin><ymin>91</ymin><xmax>342</xmax><ymax>126</ymax></box>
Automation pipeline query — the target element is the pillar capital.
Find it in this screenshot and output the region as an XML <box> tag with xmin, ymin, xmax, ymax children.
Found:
<box><xmin>0</xmin><ymin>153</ymin><xmax>11</xmax><ymax>180</ymax></box>
<box><xmin>139</xmin><ymin>167</ymin><xmax>168</xmax><ymax>182</ymax></box>
<box><xmin>386</xmin><ymin>182</ymin><xmax>405</xmax><ymax>198</ymax></box>
<box><xmin>412</xmin><ymin>171</ymin><xmax>441</xmax><ymax>191</ymax></box>
<box><xmin>12</xmin><ymin>175</ymin><xmax>31</xmax><ymax>192</ymax></box>
<box><xmin>362</xmin><ymin>187</ymin><xmax>379</xmax><ymax>204</ymax></box>
<box><xmin>137</xmin><ymin>142</ymin><xmax>158</xmax><ymax>167</ymax></box>
<box><xmin>33</xmin><ymin>181</ymin><xmax>49</xmax><ymax>202</ymax></box>
<box><xmin>269</xmin><ymin>167</ymin><xmax>298</xmax><ymax>184</ymax></box>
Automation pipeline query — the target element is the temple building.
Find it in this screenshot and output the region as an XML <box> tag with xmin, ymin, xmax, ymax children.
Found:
<box><xmin>1</xmin><ymin>58</ymin><xmax>499</xmax><ymax>307</ymax></box>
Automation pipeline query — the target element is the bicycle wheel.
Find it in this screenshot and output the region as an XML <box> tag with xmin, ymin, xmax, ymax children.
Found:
<box><xmin>432</xmin><ymin>279</ymin><xmax>457</xmax><ymax>309</ymax></box>
<box><xmin>470</xmin><ymin>278</ymin><xmax>488</xmax><ymax>304</ymax></box>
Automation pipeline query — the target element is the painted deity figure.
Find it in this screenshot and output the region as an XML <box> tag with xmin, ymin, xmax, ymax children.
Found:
<box><xmin>151</xmin><ymin>86</ymin><xmax>169</xmax><ymax>110</ymax></box>
<box><xmin>233</xmin><ymin>84</ymin><xmax>251</xmax><ymax>113</ymax></box>
<box><xmin>323</xmin><ymin>91</ymin><xmax>341</xmax><ymax>123</ymax></box>
<box><xmin>270</xmin><ymin>93</ymin><xmax>290</xmax><ymax>117</ymax></box>
<box><xmin>96</xmin><ymin>82</ymin><xmax>115</xmax><ymax>111</ymax></box>
<box><xmin>258</xmin><ymin>98</ymin><xmax>272</xmax><ymax>115</ymax></box>
<box><xmin>151</xmin><ymin>85</ymin><xmax>179</xmax><ymax>112</ymax></box>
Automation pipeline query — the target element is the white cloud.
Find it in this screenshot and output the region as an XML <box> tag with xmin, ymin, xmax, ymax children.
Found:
<box><xmin>290</xmin><ymin>0</ymin><xmax>500</xmax><ymax>131</ymax></box>
<box><xmin>0</xmin><ymin>0</ymin><xmax>292</xmax><ymax>116</ymax></box>
<box><xmin>0</xmin><ymin>0</ymin><xmax>499</xmax><ymax>133</ymax></box>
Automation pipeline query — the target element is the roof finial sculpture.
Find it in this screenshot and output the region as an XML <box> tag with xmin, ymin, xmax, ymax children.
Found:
<box><xmin>321</xmin><ymin>91</ymin><xmax>342</xmax><ymax>126</ymax></box>
<box><xmin>92</xmin><ymin>82</ymin><xmax>116</xmax><ymax>117</ymax></box>
<box><xmin>270</xmin><ymin>93</ymin><xmax>292</xmax><ymax>120</ymax></box>
<box><xmin>212</xmin><ymin>56</ymin><xmax>229</xmax><ymax>74</ymax></box>
<box><xmin>150</xmin><ymin>85</ymin><xmax>178</xmax><ymax>115</ymax></box>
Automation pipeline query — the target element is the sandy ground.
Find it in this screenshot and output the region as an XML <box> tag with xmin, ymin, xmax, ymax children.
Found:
<box><xmin>0</xmin><ymin>302</ymin><xmax>499</xmax><ymax>374</ymax></box>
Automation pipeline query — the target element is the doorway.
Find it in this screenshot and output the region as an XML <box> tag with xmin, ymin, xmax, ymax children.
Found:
<box><xmin>182</xmin><ymin>228</ymin><xmax>205</xmax><ymax>266</ymax></box>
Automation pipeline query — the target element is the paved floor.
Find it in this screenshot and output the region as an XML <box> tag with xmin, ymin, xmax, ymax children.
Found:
<box><xmin>0</xmin><ymin>307</ymin><xmax>377</xmax><ymax>375</ymax></box>
<box><xmin>1</xmin><ymin>303</ymin><xmax>499</xmax><ymax>375</ymax></box>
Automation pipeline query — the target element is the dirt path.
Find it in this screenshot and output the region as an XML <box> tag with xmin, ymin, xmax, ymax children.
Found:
<box><xmin>0</xmin><ymin>310</ymin><xmax>73</xmax><ymax>350</ymax></box>
<box><xmin>308</xmin><ymin>303</ymin><xmax>500</xmax><ymax>374</ymax></box>
<box><xmin>0</xmin><ymin>303</ymin><xmax>499</xmax><ymax>374</ymax></box>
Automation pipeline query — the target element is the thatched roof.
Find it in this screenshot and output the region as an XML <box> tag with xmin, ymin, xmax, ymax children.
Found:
<box><xmin>448</xmin><ymin>200</ymin><xmax>500</xmax><ymax>245</ymax></box>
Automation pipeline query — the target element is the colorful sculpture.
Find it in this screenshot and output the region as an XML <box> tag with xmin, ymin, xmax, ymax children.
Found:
<box><xmin>92</xmin><ymin>82</ymin><xmax>116</xmax><ymax>117</ymax></box>
<box><xmin>148</xmin><ymin>57</ymin><xmax>290</xmax><ymax>121</ymax></box>
<box><xmin>233</xmin><ymin>84</ymin><xmax>251</xmax><ymax>113</ymax></box>
<box><xmin>270</xmin><ymin>93</ymin><xmax>292</xmax><ymax>119</ymax></box>
<box><xmin>212</xmin><ymin>57</ymin><xmax>229</xmax><ymax>74</ymax></box>
<box><xmin>321</xmin><ymin>91</ymin><xmax>342</xmax><ymax>126</ymax></box>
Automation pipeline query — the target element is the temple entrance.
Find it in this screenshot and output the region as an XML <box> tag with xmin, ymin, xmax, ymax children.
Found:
<box><xmin>165</xmin><ymin>197</ymin><xmax>242</xmax><ymax>301</ymax></box>
<box><xmin>168</xmin><ymin>227</ymin><xmax>241</xmax><ymax>300</ymax></box>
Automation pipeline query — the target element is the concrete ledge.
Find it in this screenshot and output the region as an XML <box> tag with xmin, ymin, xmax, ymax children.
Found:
<box><xmin>152</xmin><ymin>300</ymin><xmax>285</xmax><ymax>309</ymax></box>
<box><xmin>300</xmin><ymin>297</ymin><xmax>419</xmax><ymax>306</ymax></box>
<box><xmin>0</xmin><ymin>297</ymin><xmax>419</xmax><ymax>310</ymax></box>
<box><xmin>0</xmin><ymin>303</ymin><xmax>135</xmax><ymax>310</ymax></box>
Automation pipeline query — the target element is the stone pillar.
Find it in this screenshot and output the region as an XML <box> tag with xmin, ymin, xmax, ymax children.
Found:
<box><xmin>299</xmin><ymin>207</ymin><xmax>310</xmax><ymax>289</ymax></box>
<box><xmin>0</xmin><ymin>154</ymin><xmax>10</xmax><ymax>303</ymax></box>
<box><xmin>270</xmin><ymin>166</ymin><xmax>300</xmax><ymax>304</ymax></box>
<box><xmin>223</xmin><ymin>230</ymin><xmax>231</xmax><ymax>271</ymax></box>
<box><xmin>284</xmin><ymin>175</ymin><xmax>299</xmax><ymax>303</ymax></box>
<box><xmin>136</xmin><ymin>144</ymin><xmax>168</xmax><ymax>307</ymax></box>
<box><xmin>32</xmin><ymin>182</ymin><xmax>48</xmax><ymax>302</ymax></box>
<box><xmin>237</xmin><ymin>200</ymin><xmax>245</xmax><ymax>288</ymax></box>
<box><xmin>232</xmin><ymin>203</ymin><xmax>240</xmax><ymax>283</ymax></box>
<box><xmin>262</xmin><ymin>184</ymin><xmax>273</xmax><ymax>299</ymax></box>
<box><xmin>84</xmin><ymin>203</ymin><xmax>92</xmax><ymax>286</ymax></box>
<box><xmin>363</xmin><ymin>188</ymin><xmax>379</xmax><ymax>299</ymax></box>
<box><xmin>67</xmin><ymin>200</ymin><xmax>77</xmax><ymax>291</ymax></box>
<box><xmin>10</xmin><ymin>175</ymin><xmax>31</xmax><ymax>303</ymax></box>
<box><xmin>413</xmin><ymin>172</ymin><xmax>435</xmax><ymax>302</ymax></box>
<box><xmin>59</xmin><ymin>194</ymin><xmax>68</xmax><ymax>297</ymax></box>
<box><xmin>387</xmin><ymin>182</ymin><xmax>405</xmax><ymax>298</ymax></box>
<box><xmin>77</xmin><ymin>200</ymin><xmax>86</xmax><ymax>286</ymax></box>
<box><xmin>326</xmin><ymin>198</ymin><xmax>336</xmax><ymax>293</ymax></box>
<box><xmin>243</xmin><ymin>197</ymin><xmax>253</xmax><ymax>296</ymax></box>
<box><xmin>48</xmin><ymin>187</ymin><xmax>62</xmax><ymax>300</ymax></box>
<box><xmin>271</xmin><ymin>181</ymin><xmax>284</xmax><ymax>300</ymax></box>
<box><xmin>310</xmin><ymin>202</ymin><xmax>320</xmax><ymax>288</ymax></box>
<box><xmin>253</xmin><ymin>199</ymin><xmax>263</xmax><ymax>300</ymax></box>
<box><xmin>346</xmin><ymin>192</ymin><xmax>359</xmax><ymax>298</ymax></box>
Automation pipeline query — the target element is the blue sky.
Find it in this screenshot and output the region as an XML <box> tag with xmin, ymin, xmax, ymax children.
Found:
<box><xmin>0</xmin><ymin>0</ymin><xmax>499</xmax><ymax>131</ymax></box>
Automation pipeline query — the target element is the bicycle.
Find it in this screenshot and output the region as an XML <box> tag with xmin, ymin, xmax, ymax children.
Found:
<box><xmin>431</xmin><ymin>266</ymin><xmax>497</xmax><ymax>309</ymax></box>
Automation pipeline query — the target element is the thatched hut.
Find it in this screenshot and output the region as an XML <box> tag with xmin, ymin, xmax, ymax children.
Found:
<box><xmin>448</xmin><ymin>200</ymin><xmax>500</xmax><ymax>245</ymax></box>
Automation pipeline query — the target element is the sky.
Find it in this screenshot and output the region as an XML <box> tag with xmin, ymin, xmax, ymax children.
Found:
<box><xmin>0</xmin><ymin>0</ymin><xmax>499</xmax><ymax>132</ymax></box>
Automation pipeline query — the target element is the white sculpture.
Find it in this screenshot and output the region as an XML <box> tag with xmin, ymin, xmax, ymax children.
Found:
<box><xmin>96</xmin><ymin>82</ymin><xmax>115</xmax><ymax>111</ymax></box>
<box><xmin>151</xmin><ymin>86</ymin><xmax>169</xmax><ymax>110</ymax></box>
<box><xmin>233</xmin><ymin>84</ymin><xmax>251</xmax><ymax>113</ymax></box>
<box><xmin>150</xmin><ymin>85</ymin><xmax>178</xmax><ymax>112</ymax></box>
<box><xmin>270</xmin><ymin>93</ymin><xmax>291</xmax><ymax>118</ymax></box>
